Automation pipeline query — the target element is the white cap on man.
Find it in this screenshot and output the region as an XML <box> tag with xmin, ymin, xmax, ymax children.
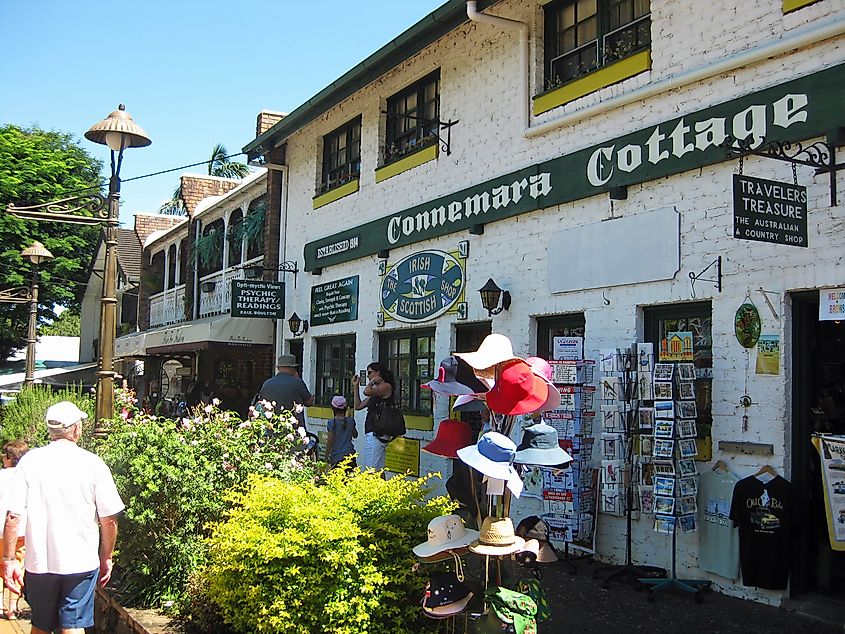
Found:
<box><xmin>45</xmin><ymin>401</ymin><xmax>88</xmax><ymax>429</ymax></box>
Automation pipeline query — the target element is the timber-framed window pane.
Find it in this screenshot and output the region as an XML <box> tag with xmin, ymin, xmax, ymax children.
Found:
<box><xmin>385</xmin><ymin>70</ymin><xmax>440</xmax><ymax>164</ymax></box>
<box><xmin>320</xmin><ymin>117</ymin><xmax>361</xmax><ymax>195</ymax></box>
<box><xmin>544</xmin><ymin>0</ymin><xmax>650</xmax><ymax>90</ymax></box>
<box><xmin>316</xmin><ymin>335</ymin><xmax>356</xmax><ymax>406</ymax></box>
<box><xmin>379</xmin><ymin>329</ymin><xmax>435</xmax><ymax>415</ymax></box>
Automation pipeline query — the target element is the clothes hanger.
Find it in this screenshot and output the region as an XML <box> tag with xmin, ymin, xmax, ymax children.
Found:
<box><xmin>752</xmin><ymin>463</ymin><xmax>778</xmax><ymax>483</ymax></box>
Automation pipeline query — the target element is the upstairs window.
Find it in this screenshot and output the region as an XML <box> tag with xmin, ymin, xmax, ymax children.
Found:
<box><xmin>385</xmin><ymin>70</ymin><xmax>440</xmax><ymax>164</ymax></box>
<box><xmin>320</xmin><ymin>117</ymin><xmax>361</xmax><ymax>195</ymax></box>
<box><xmin>544</xmin><ymin>0</ymin><xmax>650</xmax><ymax>90</ymax></box>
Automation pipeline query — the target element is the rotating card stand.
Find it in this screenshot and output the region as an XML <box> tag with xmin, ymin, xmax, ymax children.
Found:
<box><xmin>595</xmin><ymin>347</ymin><xmax>666</xmax><ymax>588</ymax></box>
<box><xmin>638</xmin><ymin>360</ymin><xmax>710</xmax><ymax>602</ymax></box>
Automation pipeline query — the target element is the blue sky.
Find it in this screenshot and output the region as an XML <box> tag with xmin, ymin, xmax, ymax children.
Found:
<box><xmin>0</xmin><ymin>1</ymin><xmax>445</xmax><ymax>225</ymax></box>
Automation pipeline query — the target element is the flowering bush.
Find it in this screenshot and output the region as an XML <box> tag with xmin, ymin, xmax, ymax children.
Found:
<box><xmin>98</xmin><ymin>397</ymin><xmax>319</xmax><ymax>607</ymax></box>
<box><xmin>199</xmin><ymin>468</ymin><xmax>455</xmax><ymax>634</ymax></box>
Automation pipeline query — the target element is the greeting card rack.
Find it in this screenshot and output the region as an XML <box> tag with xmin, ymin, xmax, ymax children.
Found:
<box><xmin>638</xmin><ymin>360</ymin><xmax>711</xmax><ymax>602</ymax></box>
<box><xmin>595</xmin><ymin>345</ymin><xmax>665</xmax><ymax>588</ymax></box>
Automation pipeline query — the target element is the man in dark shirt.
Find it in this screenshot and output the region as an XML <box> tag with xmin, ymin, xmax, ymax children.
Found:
<box><xmin>258</xmin><ymin>354</ymin><xmax>314</xmax><ymax>425</ymax></box>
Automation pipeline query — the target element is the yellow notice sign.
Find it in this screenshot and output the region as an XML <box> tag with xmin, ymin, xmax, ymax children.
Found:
<box><xmin>385</xmin><ymin>437</ymin><xmax>421</xmax><ymax>476</ymax></box>
<box><xmin>755</xmin><ymin>334</ymin><xmax>780</xmax><ymax>375</ymax></box>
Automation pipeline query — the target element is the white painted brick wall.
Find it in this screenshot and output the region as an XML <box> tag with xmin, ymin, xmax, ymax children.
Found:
<box><xmin>277</xmin><ymin>0</ymin><xmax>845</xmax><ymax>604</ymax></box>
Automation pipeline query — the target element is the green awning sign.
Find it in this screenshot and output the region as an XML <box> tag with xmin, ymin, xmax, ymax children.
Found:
<box><xmin>231</xmin><ymin>280</ymin><xmax>285</xmax><ymax>318</ymax></box>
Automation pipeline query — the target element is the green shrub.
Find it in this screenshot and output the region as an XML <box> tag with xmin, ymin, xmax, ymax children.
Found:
<box><xmin>98</xmin><ymin>399</ymin><xmax>318</xmax><ymax>607</ymax></box>
<box><xmin>201</xmin><ymin>468</ymin><xmax>455</xmax><ymax>634</ymax></box>
<box><xmin>0</xmin><ymin>384</ymin><xmax>94</xmax><ymax>447</ymax></box>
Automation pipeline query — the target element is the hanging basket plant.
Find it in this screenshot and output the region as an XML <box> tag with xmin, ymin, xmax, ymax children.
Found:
<box><xmin>191</xmin><ymin>228</ymin><xmax>222</xmax><ymax>268</ymax></box>
<box><xmin>242</xmin><ymin>202</ymin><xmax>266</xmax><ymax>249</ymax></box>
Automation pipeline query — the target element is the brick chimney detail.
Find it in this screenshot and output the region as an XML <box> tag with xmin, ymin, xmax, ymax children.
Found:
<box><xmin>180</xmin><ymin>175</ymin><xmax>240</xmax><ymax>217</ymax></box>
<box><xmin>256</xmin><ymin>111</ymin><xmax>286</xmax><ymax>137</ymax></box>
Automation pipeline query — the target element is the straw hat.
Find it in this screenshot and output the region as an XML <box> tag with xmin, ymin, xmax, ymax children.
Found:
<box><xmin>469</xmin><ymin>516</ymin><xmax>526</xmax><ymax>556</ymax></box>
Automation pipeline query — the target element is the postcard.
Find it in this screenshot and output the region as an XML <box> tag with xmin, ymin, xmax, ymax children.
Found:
<box><xmin>624</xmin><ymin>375</ymin><xmax>639</xmax><ymax>401</ymax></box>
<box><xmin>654</xmin><ymin>514</ymin><xmax>676</xmax><ymax>534</ymax></box>
<box><xmin>678</xmin><ymin>419</ymin><xmax>697</xmax><ymax>439</ymax></box>
<box><xmin>639</xmin><ymin>486</ymin><xmax>655</xmax><ymax>514</ymax></box>
<box><xmin>679</xmin><ymin>514</ymin><xmax>697</xmax><ymax>533</ymax></box>
<box><xmin>601</xmin><ymin>406</ymin><xmax>623</xmax><ymax>432</ymax></box>
<box><xmin>654</xmin><ymin>420</ymin><xmax>674</xmax><ymax>439</ymax></box>
<box><xmin>679</xmin><ymin>476</ymin><xmax>697</xmax><ymax>497</ymax></box>
<box><xmin>637</xmin><ymin>343</ymin><xmax>654</xmax><ymax>373</ymax></box>
<box><xmin>678</xmin><ymin>459</ymin><xmax>697</xmax><ymax>476</ymax></box>
<box><xmin>677</xmin><ymin>381</ymin><xmax>696</xmax><ymax>400</ymax></box>
<box><xmin>679</xmin><ymin>438</ymin><xmax>698</xmax><ymax>458</ymax></box>
<box><xmin>601</xmin><ymin>376</ymin><xmax>622</xmax><ymax>401</ymax></box>
<box><xmin>601</xmin><ymin>490</ymin><xmax>624</xmax><ymax>515</ymax></box>
<box><xmin>654</xmin><ymin>461</ymin><xmax>676</xmax><ymax>476</ymax></box>
<box><xmin>602</xmin><ymin>460</ymin><xmax>624</xmax><ymax>486</ymax></box>
<box><xmin>654</xmin><ymin>381</ymin><xmax>674</xmax><ymax>400</ymax></box>
<box><xmin>640</xmin><ymin>461</ymin><xmax>655</xmax><ymax>485</ymax></box>
<box><xmin>655</xmin><ymin>496</ymin><xmax>676</xmax><ymax>515</ymax></box>
<box><xmin>639</xmin><ymin>407</ymin><xmax>655</xmax><ymax>430</ymax></box>
<box><xmin>654</xmin><ymin>475</ymin><xmax>675</xmax><ymax>497</ymax></box>
<box><xmin>679</xmin><ymin>495</ymin><xmax>698</xmax><ymax>515</ymax></box>
<box><xmin>677</xmin><ymin>363</ymin><xmax>696</xmax><ymax>381</ymax></box>
<box><xmin>599</xmin><ymin>349</ymin><xmax>621</xmax><ymax>373</ymax></box>
<box><xmin>602</xmin><ymin>434</ymin><xmax>624</xmax><ymax>460</ymax></box>
<box><xmin>676</xmin><ymin>400</ymin><xmax>697</xmax><ymax>418</ymax></box>
<box><xmin>653</xmin><ymin>439</ymin><xmax>674</xmax><ymax>458</ymax></box>
<box><xmin>654</xmin><ymin>363</ymin><xmax>675</xmax><ymax>382</ymax></box>
<box><xmin>638</xmin><ymin>371</ymin><xmax>654</xmax><ymax>400</ymax></box>
<box><xmin>639</xmin><ymin>435</ymin><xmax>654</xmax><ymax>458</ymax></box>
<box><xmin>654</xmin><ymin>400</ymin><xmax>675</xmax><ymax>419</ymax></box>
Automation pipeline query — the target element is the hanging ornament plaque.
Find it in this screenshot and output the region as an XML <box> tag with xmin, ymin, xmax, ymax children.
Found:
<box><xmin>734</xmin><ymin>303</ymin><xmax>761</xmax><ymax>348</ymax></box>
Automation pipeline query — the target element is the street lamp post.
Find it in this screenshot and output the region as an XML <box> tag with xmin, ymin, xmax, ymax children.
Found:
<box><xmin>84</xmin><ymin>105</ymin><xmax>152</xmax><ymax>429</ymax></box>
<box><xmin>20</xmin><ymin>242</ymin><xmax>54</xmax><ymax>388</ymax></box>
<box><xmin>6</xmin><ymin>105</ymin><xmax>151</xmax><ymax>432</ymax></box>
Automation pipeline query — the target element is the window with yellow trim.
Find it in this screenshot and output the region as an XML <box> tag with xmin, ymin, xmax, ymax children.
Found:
<box><xmin>544</xmin><ymin>0</ymin><xmax>651</xmax><ymax>91</ymax></box>
<box><xmin>384</xmin><ymin>70</ymin><xmax>440</xmax><ymax>166</ymax></box>
<box><xmin>319</xmin><ymin>117</ymin><xmax>361</xmax><ymax>196</ymax></box>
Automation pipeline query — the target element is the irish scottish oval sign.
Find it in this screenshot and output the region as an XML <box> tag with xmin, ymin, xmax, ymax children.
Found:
<box><xmin>381</xmin><ymin>250</ymin><xmax>464</xmax><ymax>323</ymax></box>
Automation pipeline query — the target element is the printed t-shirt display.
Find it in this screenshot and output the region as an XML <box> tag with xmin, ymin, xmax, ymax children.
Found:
<box><xmin>698</xmin><ymin>469</ymin><xmax>739</xmax><ymax>579</ymax></box>
<box><xmin>728</xmin><ymin>474</ymin><xmax>792</xmax><ymax>590</ymax></box>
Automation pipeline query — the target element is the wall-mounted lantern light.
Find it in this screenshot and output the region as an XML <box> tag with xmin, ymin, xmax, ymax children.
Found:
<box><xmin>478</xmin><ymin>278</ymin><xmax>511</xmax><ymax>316</ymax></box>
<box><xmin>288</xmin><ymin>312</ymin><xmax>309</xmax><ymax>337</ymax></box>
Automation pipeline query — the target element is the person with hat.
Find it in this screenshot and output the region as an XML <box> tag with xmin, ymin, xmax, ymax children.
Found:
<box><xmin>258</xmin><ymin>354</ymin><xmax>315</xmax><ymax>426</ymax></box>
<box><xmin>325</xmin><ymin>395</ymin><xmax>358</xmax><ymax>471</ymax></box>
<box><xmin>2</xmin><ymin>401</ymin><xmax>124</xmax><ymax>634</ymax></box>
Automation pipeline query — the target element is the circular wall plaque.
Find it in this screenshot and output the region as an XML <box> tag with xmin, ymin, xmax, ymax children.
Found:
<box><xmin>735</xmin><ymin>303</ymin><xmax>761</xmax><ymax>348</ymax></box>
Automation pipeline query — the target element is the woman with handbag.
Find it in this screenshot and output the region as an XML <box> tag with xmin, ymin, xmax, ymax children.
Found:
<box><xmin>352</xmin><ymin>362</ymin><xmax>396</xmax><ymax>470</ymax></box>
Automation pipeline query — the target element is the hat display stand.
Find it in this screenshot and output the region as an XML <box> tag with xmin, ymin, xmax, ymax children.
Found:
<box><xmin>594</xmin><ymin>345</ymin><xmax>666</xmax><ymax>589</ymax></box>
<box><xmin>636</xmin><ymin>359</ymin><xmax>711</xmax><ymax>602</ymax></box>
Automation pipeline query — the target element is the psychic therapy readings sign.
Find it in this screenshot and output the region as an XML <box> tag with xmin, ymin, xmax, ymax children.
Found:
<box><xmin>733</xmin><ymin>174</ymin><xmax>807</xmax><ymax>247</ymax></box>
<box><xmin>230</xmin><ymin>280</ymin><xmax>285</xmax><ymax>318</ymax></box>
<box><xmin>310</xmin><ymin>275</ymin><xmax>359</xmax><ymax>327</ymax></box>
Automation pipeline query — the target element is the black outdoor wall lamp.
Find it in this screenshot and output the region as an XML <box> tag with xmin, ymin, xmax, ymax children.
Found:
<box><xmin>478</xmin><ymin>278</ymin><xmax>511</xmax><ymax>316</ymax></box>
<box><xmin>288</xmin><ymin>312</ymin><xmax>309</xmax><ymax>337</ymax></box>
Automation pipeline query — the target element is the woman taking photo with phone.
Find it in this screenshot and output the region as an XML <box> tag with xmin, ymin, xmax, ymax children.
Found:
<box><xmin>352</xmin><ymin>362</ymin><xmax>395</xmax><ymax>470</ymax></box>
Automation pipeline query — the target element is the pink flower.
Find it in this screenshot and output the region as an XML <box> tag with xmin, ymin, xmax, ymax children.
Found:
<box><xmin>212</xmin><ymin>398</ymin><xmax>221</xmax><ymax>406</ymax></box>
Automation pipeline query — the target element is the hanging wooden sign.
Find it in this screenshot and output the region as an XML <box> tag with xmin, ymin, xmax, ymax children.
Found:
<box><xmin>734</xmin><ymin>303</ymin><xmax>762</xmax><ymax>348</ymax></box>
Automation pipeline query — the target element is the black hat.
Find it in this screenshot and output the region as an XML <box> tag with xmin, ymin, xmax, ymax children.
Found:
<box><xmin>422</xmin><ymin>572</ymin><xmax>473</xmax><ymax>618</ymax></box>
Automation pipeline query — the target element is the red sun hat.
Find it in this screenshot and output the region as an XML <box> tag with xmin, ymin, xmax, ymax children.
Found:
<box><xmin>486</xmin><ymin>359</ymin><xmax>550</xmax><ymax>415</ymax></box>
<box><xmin>422</xmin><ymin>419</ymin><xmax>474</xmax><ymax>459</ymax></box>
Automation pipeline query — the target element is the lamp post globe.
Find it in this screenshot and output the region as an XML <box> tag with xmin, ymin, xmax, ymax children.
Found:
<box><xmin>85</xmin><ymin>105</ymin><xmax>151</xmax><ymax>432</ymax></box>
<box><xmin>20</xmin><ymin>242</ymin><xmax>54</xmax><ymax>388</ymax></box>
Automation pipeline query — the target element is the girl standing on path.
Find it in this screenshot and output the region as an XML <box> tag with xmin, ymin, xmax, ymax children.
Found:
<box><xmin>325</xmin><ymin>395</ymin><xmax>358</xmax><ymax>471</ymax></box>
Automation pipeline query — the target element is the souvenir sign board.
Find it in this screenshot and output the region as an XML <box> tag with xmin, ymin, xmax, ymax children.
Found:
<box><xmin>811</xmin><ymin>434</ymin><xmax>845</xmax><ymax>551</ymax></box>
<box><xmin>732</xmin><ymin>174</ymin><xmax>807</xmax><ymax>248</ymax></box>
<box><xmin>310</xmin><ymin>275</ymin><xmax>359</xmax><ymax>326</ymax></box>
<box><xmin>230</xmin><ymin>280</ymin><xmax>285</xmax><ymax>318</ymax></box>
<box><xmin>379</xmin><ymin>249</ymin><xmax>466</xmax><ymax>324</ymax></box>
<box><xmin>384</xmin><ymin>437</ymin><xmax>420</xmax><ymax>477</ymax></box>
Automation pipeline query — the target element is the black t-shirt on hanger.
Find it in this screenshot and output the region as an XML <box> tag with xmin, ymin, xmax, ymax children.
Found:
<box><xmin>728</xmin><ymin>474</ymin><xmax>793</xmax><ymax>590</ymax></box>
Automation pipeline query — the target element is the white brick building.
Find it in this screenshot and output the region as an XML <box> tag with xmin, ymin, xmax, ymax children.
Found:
<box><xmin>246</xmin><ymin>0</ymin><xmax>845</xmax><ymax>605</ymax></box>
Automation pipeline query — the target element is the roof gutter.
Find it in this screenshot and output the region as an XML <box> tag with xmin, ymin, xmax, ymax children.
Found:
<box><xmin>466</xmin><ymin>1</ymin><xmax>529</xmax><ymax>133</ymax></box>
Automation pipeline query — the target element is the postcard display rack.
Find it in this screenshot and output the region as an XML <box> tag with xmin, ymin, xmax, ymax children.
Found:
<box><xmin>595</xmin><ymin>345</ymin><xmax>665</xmax><ymax>588</ymax></box>
<box><xmin>637</xmin><ymin>360</ymin><xmax>711</xmax><ymax>601</ymax></box>
<box><xmin>542</xmin><ymin>359</ymin><xmax>597</xmax><ymax>564</ymax></box>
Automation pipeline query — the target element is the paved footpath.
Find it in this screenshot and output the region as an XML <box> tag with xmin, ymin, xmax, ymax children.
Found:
<box><xmin>0</xmin><ymin>598</ymin><xmax>29</xmax><ymax>634</ymax></box>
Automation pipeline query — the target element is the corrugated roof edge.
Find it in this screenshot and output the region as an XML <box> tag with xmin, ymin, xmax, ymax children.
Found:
<box><xmin>243</xmin><ymin>0</ymin><xmax>499</xmax><ymax>160</ymax></box>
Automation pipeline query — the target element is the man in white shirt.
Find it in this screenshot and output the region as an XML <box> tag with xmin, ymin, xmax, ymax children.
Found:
<box><xmin>1</xmin><ymin>401</ymin><xmax>125</xmax><ymax>634</ymax></box>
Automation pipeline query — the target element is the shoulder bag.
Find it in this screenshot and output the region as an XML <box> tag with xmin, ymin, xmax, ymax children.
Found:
<box><xmin>372</xmin><ymin>397</ymin><xmax>406</xmax><ymax>439</ymax></box>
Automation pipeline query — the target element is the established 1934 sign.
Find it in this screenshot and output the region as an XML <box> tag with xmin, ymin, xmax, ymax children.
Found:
<box><xmin>230</xmin><ymin>280</ymin><xmax>285</xmax><ymax>318</ymax></box>
<box><xmin>733</xmin><ymin>174</ymin><xmax>807</xmax><ymax>247</ymax></box>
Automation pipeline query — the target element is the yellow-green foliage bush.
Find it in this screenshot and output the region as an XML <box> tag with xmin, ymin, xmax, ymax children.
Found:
<box><xmin>203</xmin><ymin>468</ymin><xmax>455</xmax><ymax>634</ymax></box>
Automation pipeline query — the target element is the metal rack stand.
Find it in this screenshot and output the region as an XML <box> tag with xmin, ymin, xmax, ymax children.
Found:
<box><xmin>639</xmin><ymin>522</ymin><xmax>710</xmax><ymax>601</ymax></box>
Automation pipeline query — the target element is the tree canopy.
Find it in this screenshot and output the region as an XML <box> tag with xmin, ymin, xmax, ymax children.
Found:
<box><xmin>0</xmin><ymin>124</ymin><xmax>103</xmax><ymax>359</ymax></box>
<box><xmin>39</xmin><ymin>310</ymin><xmax>81</xmax><ymax>337</ymax></box>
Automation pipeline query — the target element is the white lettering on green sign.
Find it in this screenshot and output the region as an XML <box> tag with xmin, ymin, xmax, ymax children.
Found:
<box><xmin>586</xmin><ymin>94</ymin><xmax>808</xmax><ymax>186</ymax></box>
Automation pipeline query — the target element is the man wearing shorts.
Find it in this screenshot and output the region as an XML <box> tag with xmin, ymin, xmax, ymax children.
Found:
<box><xmin>2</xmin><ymin>401</ymin><xmax>124</xmax><ymax>634</ymax></box>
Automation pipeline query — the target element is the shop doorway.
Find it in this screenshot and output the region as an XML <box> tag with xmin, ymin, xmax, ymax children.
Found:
<box><xmin>791</xmin><ymin>292</ymin><xmax>845</xmax><ymax>599</ymax></box>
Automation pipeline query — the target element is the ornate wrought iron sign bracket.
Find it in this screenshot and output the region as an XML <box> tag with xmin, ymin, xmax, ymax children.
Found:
<box><xmin>722</xmin><ymin>129</ymin><xmax>845</xmax><ymax>206</ymax></box>
<box><xmin>0</xmin><ymin>286</ymin><xmax>31</xmax><ymax>304</ymax></box>
<box><xmin>689</xmin><ymin>256</ymin><xmax>722</xmax><ymax>299</ymax></box>
<box><xmin>6</xmin><ymin>193</ymin><xmax>108</xmax><ymax>225</ymax></box>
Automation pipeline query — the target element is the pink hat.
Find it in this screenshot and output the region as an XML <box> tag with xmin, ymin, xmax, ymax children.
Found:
<box><xmin>486</xmin><ymin>360</ymin><xmax>550</xmax><ymax>416</ymax></box>
<box><xmin>525</xmin><ymin>357</ymin><xmax>553</xmax><ymax>381</ymax></box>
<box><xmin>331</xmin><ymin>395</ymin><xmax>347</xmax><ymax>409</ymax></box>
